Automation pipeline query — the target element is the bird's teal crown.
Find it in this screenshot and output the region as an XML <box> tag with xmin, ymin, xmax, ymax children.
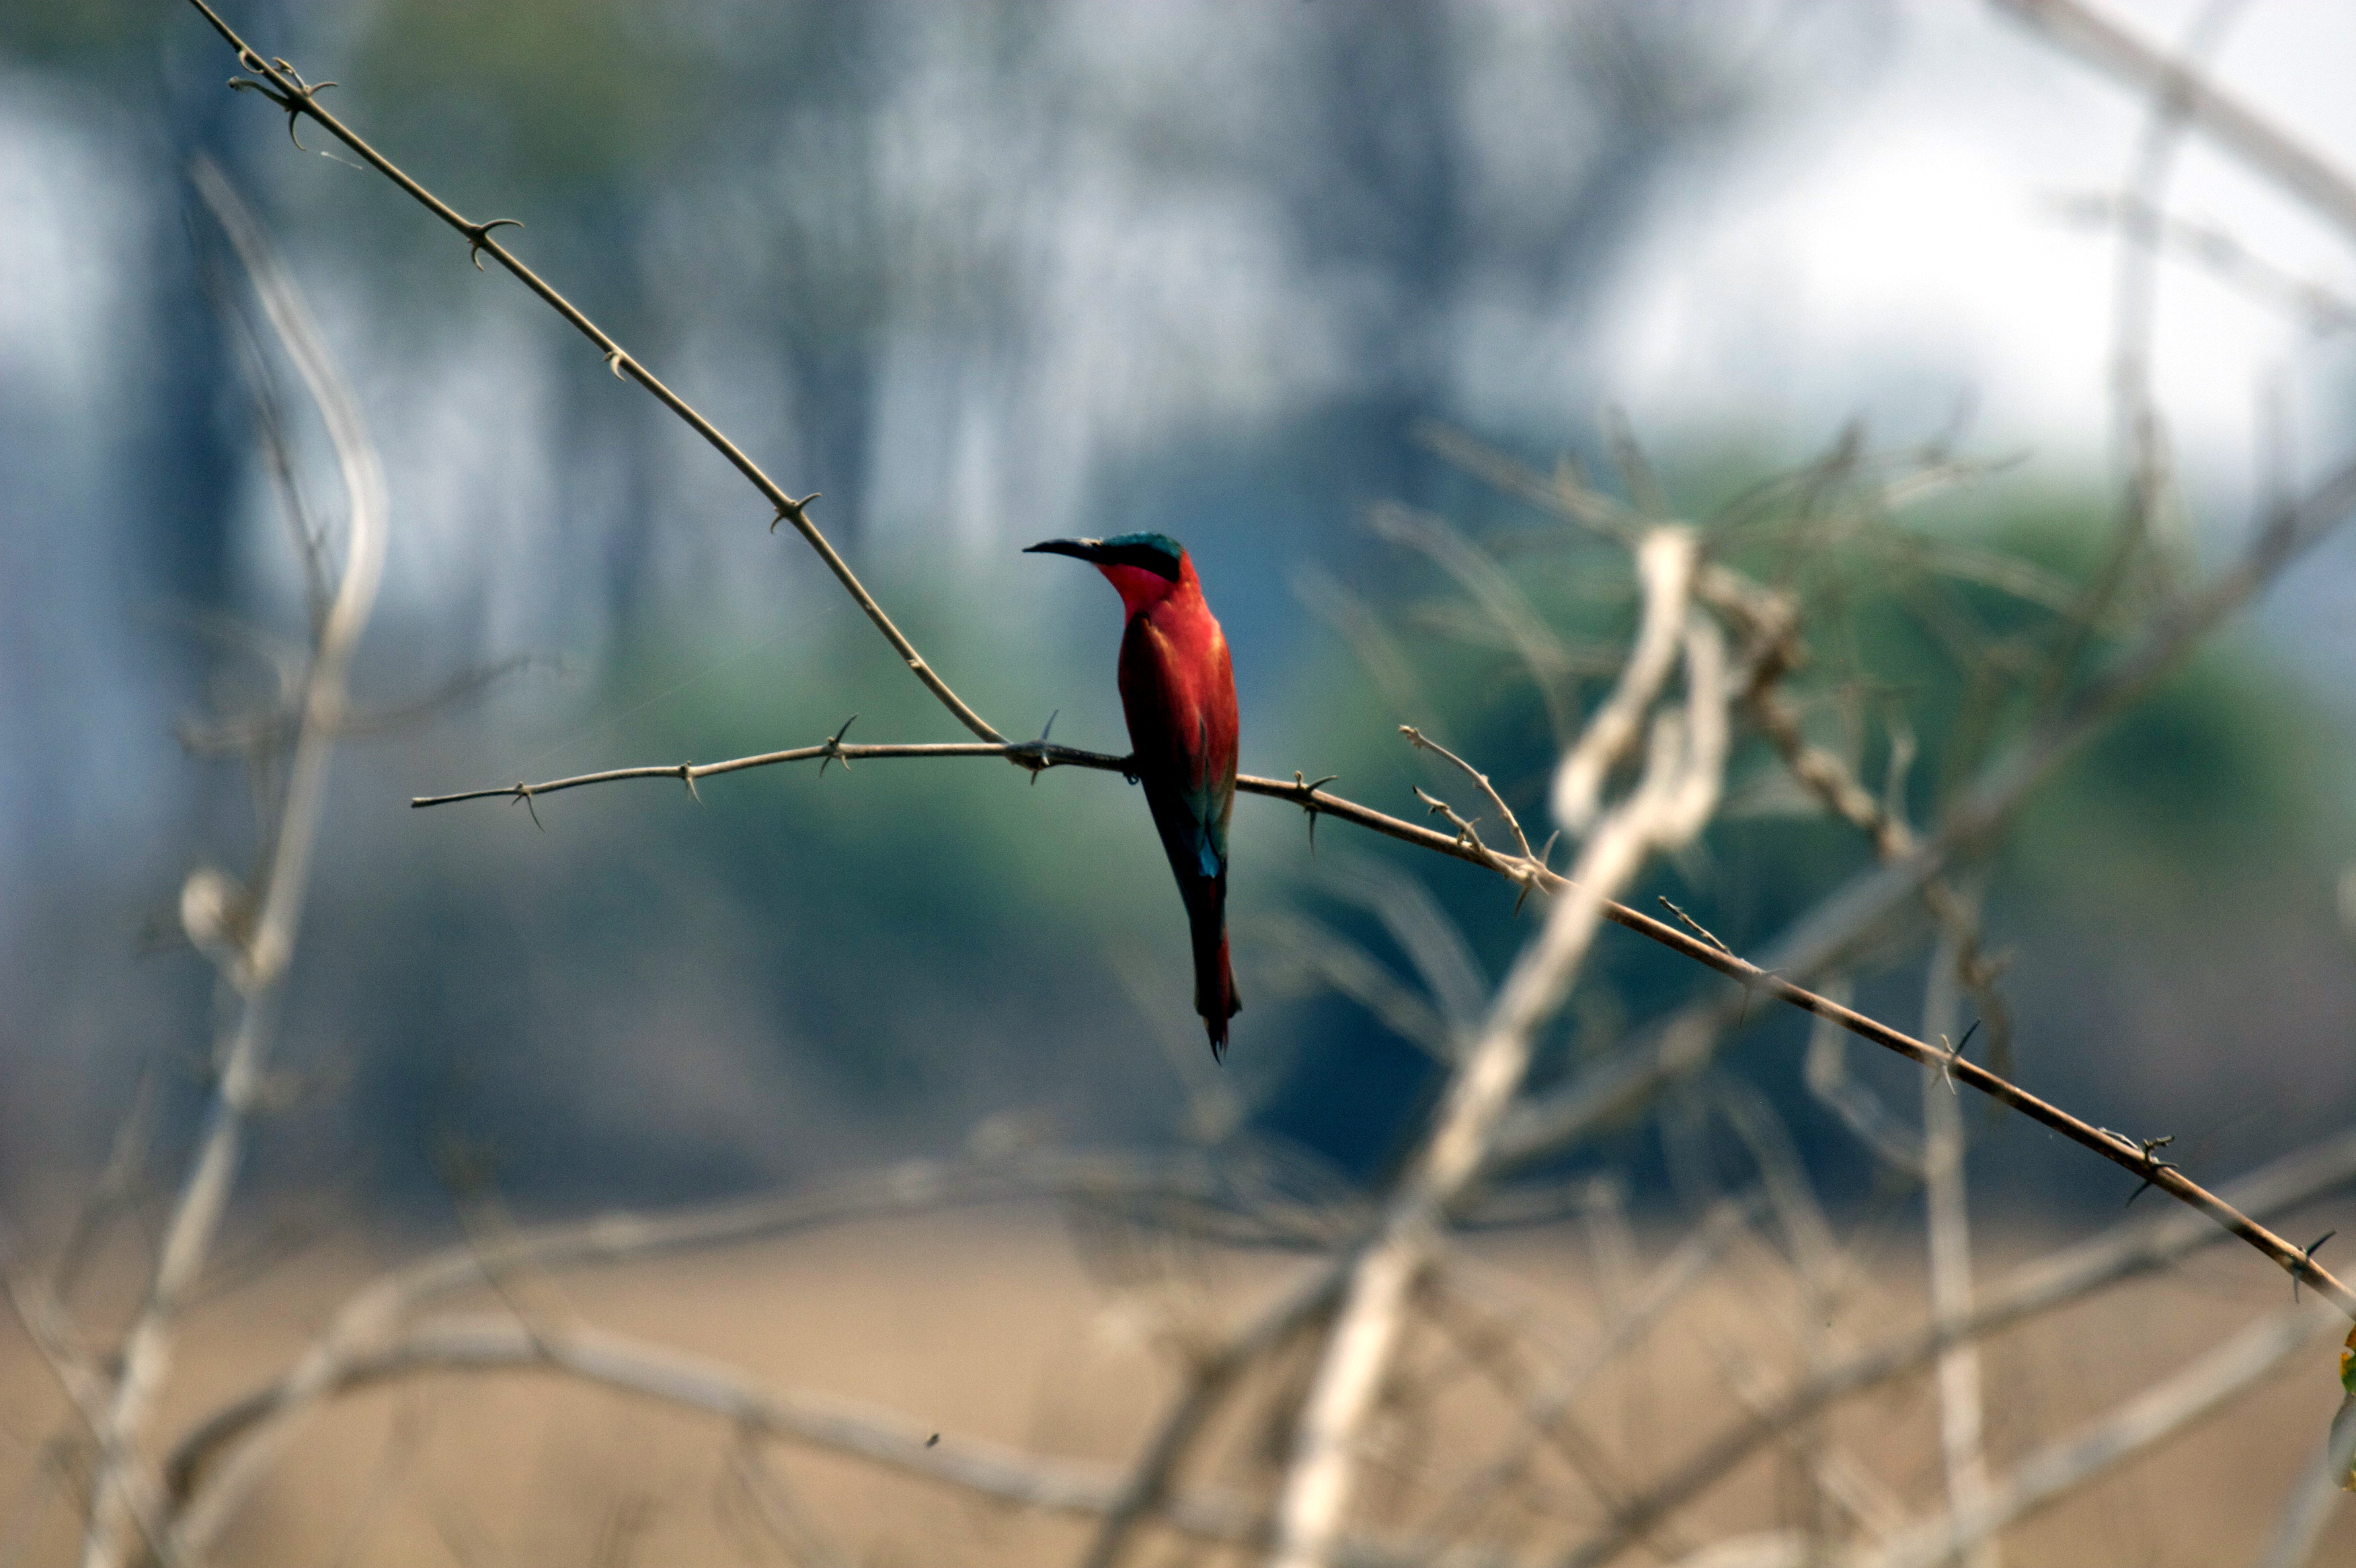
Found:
<box><xmin>1023</xmin><ymin>531</ymin><xmax>1186</xmax><ymax>580</ymax></box>
<box><xmin>1097</xmin><ymin>531</ymin><xmax>1185</xmax><ymax>578</ymax></box>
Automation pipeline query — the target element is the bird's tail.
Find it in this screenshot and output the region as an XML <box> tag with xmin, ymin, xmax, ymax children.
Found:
<box><xmin>1186</xmin><ymin>875</ymin><xmax>1241</xmax><ymax>1062</ymax></box>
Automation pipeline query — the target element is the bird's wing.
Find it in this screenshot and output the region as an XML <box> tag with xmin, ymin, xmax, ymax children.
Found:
<box><xmin>1120</xmin><ymin>619</ymin><xmax>1230</xmax><ymax>880</ymax></box>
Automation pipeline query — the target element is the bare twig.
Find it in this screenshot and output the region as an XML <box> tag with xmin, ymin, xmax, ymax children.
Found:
<box><xmin>1268</xmin><ymin>532</ymin><xmax>1727</xmax><ymax>1568</ymax></box>
<box><xmin>0</xmin><ymin>1245</ymin><xmax>188</xmax><ymax>1568</ymax></box>
<box><xmin>166</xmin><ymin>1151</ymin><xmax>1304</xmax><ymax>1551</ymax></box>
<box><xmin>411</xmin><ymin>740</ymin><xmax>1126</xmax><ymax>809</ymax></box>
<box><xmin>1427</xmin><ymin>1198</ymin><xmax>1759</xmax><ymax>1542</ymax></box>
<box><xmin>1917</xmin><ymin>914</ymin><xmax>1994</xmax><ymax>1568</ymax></box>
<box><xmin>1551</xmin><ymin>1125</ymin><xmax>2356</xmax><ymax>1568</ymax></box>
<box><xmin>179</xmin><ymin>1307</ymin><xmax>1476</xmax><ymax>1568</ymax></box>
<box><xmin>184</xmin><ymin>0</ymin><xmax>1005</xmax><ymax>744</ymax></box>
<box><xmin>412</xmin><ymin>662</ymin><xmax>2356</xmax><ymax>1326</ymax></box>
<box><xmin>1370</xmin><ymin>504</ymin><xmax>1582</xmax><ymax>742</ymax></box>
<box><xmin>1991</xmin><ymin>0</ymin><xmax>2356</xmax><ymax>245</ymax></box>
<box><xmin>1552</xmin><ymin>528</ymin><xmax>1700</xmax><ymax>834</ymax></box>
<box><xmin>2049</xmin><ymin>193</ymin><xmax>2356</xmax><ymax>338</ymax></box>
<box><xmin>1078</xmin><ymin>1259</ymin><xmax>1344</xmax><ymax>1568</ymax></box>
<box><xmin>1846</xmin><ymin>1304</ymin><xmax>2337</xmax><ymax>1568</ymax></box>
<box><xmin>1400</xmin><ymin>727</ymin><xmax>1536</xmax><ymax>862</ymax></box>
<box><xmin>80</xmin><ymin>158</ymin><xmax>390</xmax><ymax>1568</ymax></box>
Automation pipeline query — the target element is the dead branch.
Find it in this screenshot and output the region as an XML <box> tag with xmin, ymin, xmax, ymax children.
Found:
<box><xmin>176</xmin><ymin>1309</ymin><xmax>1483</xmax><ymax>1568</ymax></box>
<box><xmin>1846</xmin><ymin>1304</ymin><xmax>2339</xmax><ymax>1568</ymax></box>
<box><xmin>79</xmin><ymin>157</ymin><xmax>389</xmax><ymax>1568</ymax></box>
<box><xmin>1552</xmin><ymin>1124</ymin><xmax>2356</xmax><ymax>1568</ymax></box>
<box><xmin>1426</xmin><ymin>1197</ymin><xmax>1761</xmax><ymax>1542</ymax></box>
<box><xmin>165</xmin><ymin>1150</ymin><xmax>1305</xmax><ymax>1552</ymax></box>
<box><xmin>1916</xmin><ymin>914</ymin><xmax>1994</xmax><ymax>1568</ymax></box>
<box><xmin>1991</xmin><ymin>0</ymin><xmax>2356</xmax><ymax>244</ymax></box>
<box><xmin>182</xmin><ymin>0</ymin><xmax>1005</xmax><ymax>744</ymax></box>
<box><xmin>1268</xmin><ymin>535</ymin><xmax>1729</xmax><ymax>1568</ymax></box>
<box><xmin>1550</xmin><ymin>530</ymin><xmax>1700</xmax><ymax>834</ymax></box>
<box><xmin>414</xmin><ymin>615</ymin><xmax>2356</xmax><ymax>1330</ymax></box>
<box><xmin>2049</xmin><ymin>194</ymin><xmax>2356</xmax><ymax>337</ymax></box>
<box><xmin>1077</xmin><ymin>1259</ymin><xmax>1345</xmax><ymax>1568</ymax></box>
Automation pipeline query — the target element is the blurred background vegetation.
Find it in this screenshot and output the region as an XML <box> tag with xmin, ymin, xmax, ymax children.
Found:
<box><xmin>2</xmin><ymin>0</ymin><xmax>2353</xmax><ymax>1241</ymax></box>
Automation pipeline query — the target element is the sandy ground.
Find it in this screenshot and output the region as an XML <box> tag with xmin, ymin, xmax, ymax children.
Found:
<box><xmin>3</xmin><ymin>1201</ymin><xmax>2352</xmax><ymax>1567</ymax></box>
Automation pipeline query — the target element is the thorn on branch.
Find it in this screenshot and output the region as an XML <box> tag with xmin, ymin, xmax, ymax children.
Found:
<box><xmin>2124</xmin><ymin>1133</ymin><xmax>2179</xmax><ymax>1205</ymax></box>
<box><xmin>226</xmin><ymin>55</ymin><xmax>337</xmax><ymax>150</ymax></box>
<box><xmin>1292</xmin><ymin>771</ymin><xmax>1339</xmax><ymax>856</ymax></box>
<box><xmin>679</xmin><ymin>763</ymin><xmax>700</xmax><ymax>803</ymax></box>
<box><xmin>770</xmin><ymin>492</ymin><xmax>821</xmax><ymax>533</ymax></box>
<box><xmin>510</xmin><ymin>783</ymin><xmax>543</xmax><ymax>832</ymax></box>
<box><xmin>1936</xmin><ymin>1019</ymin><xmax>1982</xmax><ymax>1094</ymax></box>
<box><xmin>818</xmin><ymin>715</ymin><xmax>857</xmax><ymax>777</ymax></box>
<box><xmin>1013</xmin><ymin>710</ymin><xmax>1059</xmax><ymax>784</ymax></box>
<box><xmin>1514</xmin><ymin>830</ymin><xmax>1560</xmax><ymax>917</ymax></box>
<box><xmin>461</xmin><ymin>217</ymin><xmax>523</xmax><ymax>270</ymax></box>
<box><xmin>604</xmin><ymin>348</ymin><xmax>633</xmax><ymax>381</ymax></box>
<box><xmin>2295</xmin><ymin>1232</ymin><xmax>2336</xmax><ymax>1302</ymax></box>
<box><xmin>1657</xmin><ymin>896</ymin><xmax>1730</xmax><ymax>954</ymax></box>
<box><xmin>1413</xmin><ymin>785</ymin><xmax>1486</xmax><ymax>856</ymax></box>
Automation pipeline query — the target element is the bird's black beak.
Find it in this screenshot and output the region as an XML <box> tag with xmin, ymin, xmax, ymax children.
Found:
<box><xmin>1023</xmin><ymin>537</ymin><xmax>1105</xmax><ymax>563</ymax></box>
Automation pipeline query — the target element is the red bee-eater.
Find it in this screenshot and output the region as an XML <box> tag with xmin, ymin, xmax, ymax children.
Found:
<box><xmin>1027</xmin><ymin>533</ymin><xmax>1241</xmax><ymax>1059</ymax></box>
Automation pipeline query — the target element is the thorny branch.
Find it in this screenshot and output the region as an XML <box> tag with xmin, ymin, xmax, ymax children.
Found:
<box><xmin>179</xmin><ymin>0</ymin><xmax>2353</xmax><ymax>1335</ymax></box>
<box><xmin>184</xmin><ymin>0</ymin><xmax>1005</xmax><ymax>746</ymax></box>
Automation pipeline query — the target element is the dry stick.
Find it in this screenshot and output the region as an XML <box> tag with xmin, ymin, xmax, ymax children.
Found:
<box><xmin>408</xmin><ymin>627</ymin><xmax>2356</xmax><ymax>1330</ymax></box>
<box><xmin>182</xmin><ymin>0</ymin><xmax>1005</xmax><ymax>746</ymax></box>
<box><xmin>2030</xmin><ymin>0</ymin><xmax>2240</xmax><ymax>721</ymax></box>
<box><xmin>0</xmin><ymin>1255</ymin><xmax>191</xmax><ymax>1568</ymax></box>
<box><xmin>79</xmin><ymin>160</ymin><xmax>389</xmax><ymax>1568</ymax></box>
<box><xmin>1550</xmin><ymin>1127</ymin><xmax>2356</xmax><ymax>1568</ymax></box>
<box><xmin>2051</xmin><ymin>194</ymin><xmax>2356</xmax><ymax>338</ymax></box>
<box><xmin>1076</xmin><ymin>1260</ymin><xmax>1346</xmax><ymax>1568</ymax></box>
<box><xmin>163</xmin><ymin>1151</ymin><xmax>1282</xmax><ymax>1549</ymax></box>
<box><xmin>1990</xmin><ymin>0</ymin><xmax>2356</xmax><ymax>245</ymax></box>
<box><xmin>182</xmin><ymin>1312</ymin><xmax>1464</xmax><ymax>1568</ymax></box>
<box><xmin>1367</xmin><ymin>503</ymin><xmax>1583</xmax><ymax>744</ymax></box>
<box><xmin>1495</xmin><ymin>442</ymin><xmax>2356</xmax><ymax>1257</ymax></box>
<box><xmin>1425</xmin><ymin>1198</ymin><xmax>1762</xmax><ymax>1544</ymax></box>
<box><xmin>1416</xmin><ymin>1272</ymin><xmax>1666</xmax><ymax>1540</ymax></box>
<box><xmin>411</xmin><ymin>740</ymin><xmax>1112</xmax><ymax>809</ymax></box>
<box><xmin>1552</xmin><ymin>529</ymin><xmax>1698</xmax><ymax>834</ymax></box>
<box><xmin>1399</xmin><ymin>727</ymin><xmax>1536</xmax><ymax>863</ymax></box>
<box><xmin>1916</xmin><ymin>914</ymin><xmax>1995</xmax><ymax>1568</ymax></box>
<box><xmin>1267</xmin><ymin>541</ymin><xmax>1726</xmax><ymax>1568</ymax></box>
<box><xmin>1845</xmin><ymin>1303</ymin><xmax>2339</xmax><ymax>1568</ymax></box>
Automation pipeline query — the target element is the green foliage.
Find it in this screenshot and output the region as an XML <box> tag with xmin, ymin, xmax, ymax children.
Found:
<box><xmin>1275</xmin><ymin>438</ymin><xmax>2347</xmax><ymax>960</ymax></box>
